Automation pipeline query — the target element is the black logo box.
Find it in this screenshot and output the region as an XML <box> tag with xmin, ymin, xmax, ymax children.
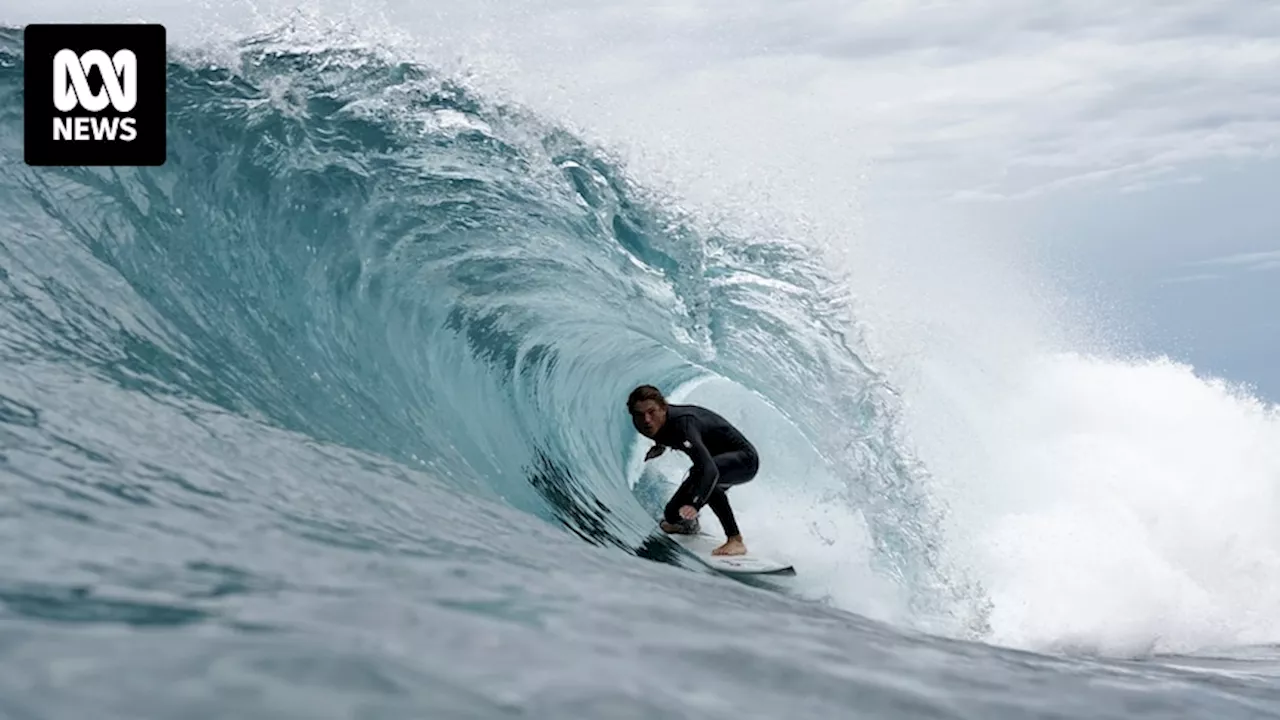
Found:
<box><xmin>24</xmin><ymin>23</ymin><xmax>166</xmax><ymax>167</ymax></box>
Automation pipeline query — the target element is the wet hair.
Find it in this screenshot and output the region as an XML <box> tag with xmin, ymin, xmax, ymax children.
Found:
<box><xmin>627</xmin><ymin>384</ymin><xmax>666</xmax><ymax>411</ymax></box>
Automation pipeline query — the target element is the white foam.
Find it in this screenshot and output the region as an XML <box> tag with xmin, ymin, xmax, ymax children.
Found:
<box><xmin>926</xmin><ymin>352</ymin><xmax>1280</xmax><ymax>655</ymax></box>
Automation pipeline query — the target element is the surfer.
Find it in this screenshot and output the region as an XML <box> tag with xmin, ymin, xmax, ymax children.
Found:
<box><xmin>627</xmin><ymin>384</ymin><xmax>758</xmax><ymax>557</ymax></box>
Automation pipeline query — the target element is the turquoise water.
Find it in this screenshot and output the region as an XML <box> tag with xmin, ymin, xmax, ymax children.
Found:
<box><xmin>2</xmin><ymin>25</ymin><xmax>1279</xmax><ymax>719</ymax></box>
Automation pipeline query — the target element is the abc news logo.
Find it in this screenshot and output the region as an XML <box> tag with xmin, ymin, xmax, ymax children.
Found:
<box><xmin>54</xmin><ymin>49</ymin><xmax>140</xmax><ymax>142</ymax></box>
<box><xmin>24</xmin><ymin>24</ymin><xmax>166</xmax><ymax>166</ymax></box>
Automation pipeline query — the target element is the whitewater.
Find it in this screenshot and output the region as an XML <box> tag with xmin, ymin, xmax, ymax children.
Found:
<box><xmin>3</xmin><ymin>7</ymin><xmax>1280</xmax><ymax>719</ymax></box>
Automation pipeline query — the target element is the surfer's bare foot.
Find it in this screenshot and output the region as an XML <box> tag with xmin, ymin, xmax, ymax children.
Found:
<box><xmin>712</xmin><ymin>535</ymin><xmax>746</xmax><ymax>556</ymax></box>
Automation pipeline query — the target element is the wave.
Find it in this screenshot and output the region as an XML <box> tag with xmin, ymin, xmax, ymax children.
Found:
<box><xmin>0</xmin><ymin>26</ymin><xmax>989</xmax><ymax>636</ymax></box>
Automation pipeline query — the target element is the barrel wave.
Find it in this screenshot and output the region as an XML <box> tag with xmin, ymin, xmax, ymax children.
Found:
<box><xmin>5</xmin><ymin>25</ymin><xmax>1279</xmax><ymax>720</ymax></box>
<box><xmin>1</xmin><ymin>27</ymin><xmax>983</xmax><ymax>620</ymax></box>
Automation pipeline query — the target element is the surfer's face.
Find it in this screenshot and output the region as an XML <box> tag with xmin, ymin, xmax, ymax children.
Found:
<box><xmin>630</xmin><ymin>399</ymin><xmax>667</xmax><ymax>438</ymax></box>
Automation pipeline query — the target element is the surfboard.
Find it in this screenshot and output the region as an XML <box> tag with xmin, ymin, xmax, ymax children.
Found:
<box><xmin>667</xmin><ymin>531</ymin><xmax>796</xmax><ymax>576</ymax></box>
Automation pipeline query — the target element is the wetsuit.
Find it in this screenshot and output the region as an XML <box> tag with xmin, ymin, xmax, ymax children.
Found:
<box><xmin>652</xmin><ymin>404</ymin><xmax>759</xmax><ymax>537</ymax></box>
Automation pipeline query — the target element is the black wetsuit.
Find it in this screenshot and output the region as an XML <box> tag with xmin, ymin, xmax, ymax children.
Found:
<box><xmin>652</xmin><ymin>404</ymin><xmax>759</xmax><ymax>537</ymax></box>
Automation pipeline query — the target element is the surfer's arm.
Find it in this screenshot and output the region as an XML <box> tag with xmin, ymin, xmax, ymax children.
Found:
<box><xmin>683</xmin><ymin>421</ymin><xmax>720</xmax><ymax>506</ymax></box>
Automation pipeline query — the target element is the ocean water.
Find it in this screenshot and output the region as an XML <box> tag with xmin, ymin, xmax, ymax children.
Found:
<box><xmin>3</xmin><ymin>18</ymin><xmax>1280</xmax><ymax>719</ymax></box>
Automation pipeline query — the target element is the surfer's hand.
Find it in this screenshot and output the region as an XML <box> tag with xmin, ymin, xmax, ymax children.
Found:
<box><xmin>679</xmin><ymin>505</ymin><xmax>697</xmax><ymax>521</ymax></box>
<box><xmin>645</xmin><ymin>445</ymin><xmax>665</xmax><ymax>461</ymax></box>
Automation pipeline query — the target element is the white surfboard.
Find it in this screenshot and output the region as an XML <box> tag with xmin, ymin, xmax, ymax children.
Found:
<box><xmin>667</xmin><ymin>531</ymin><xmax>795</xmax><ymax>576</ymax></box>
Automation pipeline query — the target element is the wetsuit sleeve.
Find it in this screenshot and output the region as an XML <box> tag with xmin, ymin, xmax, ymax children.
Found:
<box><xmin>681</xmin><ymin>418</ymin><xmax>720</xmax><ymax>507</ymax></box>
